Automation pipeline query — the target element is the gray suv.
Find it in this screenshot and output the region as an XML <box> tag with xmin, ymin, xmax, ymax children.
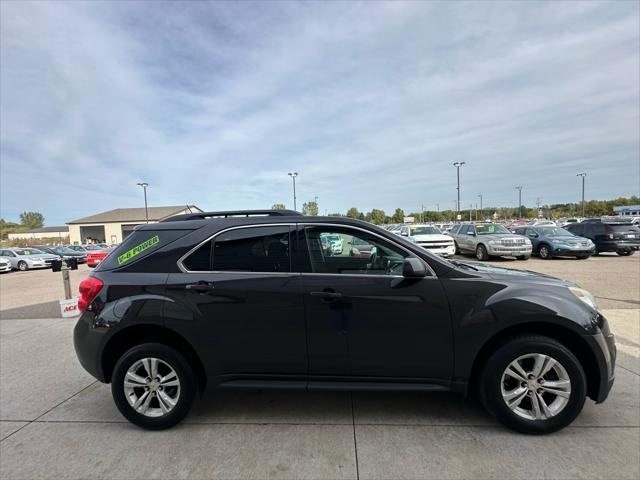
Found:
<box><xmin>450</xmin><ymin>223</ymin><xmax>532</xmax><ymax>260</ymax></box>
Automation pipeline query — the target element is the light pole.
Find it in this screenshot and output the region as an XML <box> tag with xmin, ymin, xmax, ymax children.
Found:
<box><xmin>477</xmin><ymin>194</ymin><xmax>482</xmax><ymax>220</ymax></box>
<box><xmin>577</xmin><ymin>173</ymin><xmax>586</xmax><ymax>217</ymax></box>
<box><xmin>515</xmin><ymin>186</ymin><xmax>523</xmax><ymax>218</ymax></box>
<box><xmin>453</xmin><ymin>162</ymin><xmax>465</xmax><ymax>222</ymax></box>
<box><xmin>136</xmin><ymin>182</ymin><xmax>149</xmax><ymax>223</ymax></box>
<box><xmin>288</xmin><ymin>172</ymin><xmax>298</xmax><ymax>211</ymax></box>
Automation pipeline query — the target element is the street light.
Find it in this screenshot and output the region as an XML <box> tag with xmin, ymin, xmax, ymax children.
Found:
<box><xmin>136</xmin><ymin>182</ymin><xmax>149</xmax><ymax>223</ymax></box>
<box><xmin>287</xmin><ymin>172</ymin><xmax>298</xmax><ymax>211</ymax></box>
<box><xmin>577</xmin><ymin>173</ymin><xmax>587</xmax><ymax>217</ymax></box>
<box><xmin>453</xmin><ymin>162</ymin><xmax>466</xmax><ymax>221</ymax></box>
<box><xmin>477</xmin><ymin>194</ymin><xmax>483</xmax><ymax>220</ymax></box>
<box><xmin>515</xmin><ymin>186</ymin><xmax>523</xmax><ymax>218</ymax></box>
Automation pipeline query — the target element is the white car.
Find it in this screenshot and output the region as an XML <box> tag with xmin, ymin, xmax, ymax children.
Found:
<box><xmin>397</xmin><ymin>224</ymin><xmax>456</xmax><ymax>257</ymax></box>
<box><xmin>0</xmin><ymin>258</ymin><xmax>11</xmax><ymax>273</ymax></box>
<box><xmin>0</xmin><ymin>248</ymin><xmax>60</xmax><ymax>271</ymax></box>
<box><xmin>320</xmin><ymin>233</ymin><xmax>344</xmax><ymax>255</ymax></box>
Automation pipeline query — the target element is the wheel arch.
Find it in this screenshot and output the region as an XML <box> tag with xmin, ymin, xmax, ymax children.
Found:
<box><xmin>468</xmin><ymin>321</ymin><xmax>601</xmax><ymax>401</ymax></box>
<box><xmin>102</xmin><ymin>324</ymin><xmax>207</xmax><ymax>391</ymax></box>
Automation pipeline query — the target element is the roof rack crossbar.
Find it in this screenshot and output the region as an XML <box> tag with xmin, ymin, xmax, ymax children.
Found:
<box><xmin>160</xmin><ymin>209</ymin><xmax>303</xmax><ymax>222</ymax></box>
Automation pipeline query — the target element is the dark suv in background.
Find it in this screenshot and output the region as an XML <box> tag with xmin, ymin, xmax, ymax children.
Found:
<box><xmin>565</xmin><ymin>219</ymin><xmax>640</xmax><ymax>256</ymax></box>
<box><xmin>74</xmin><ymin>210</ymin><xmax>616</xmax><ymax>434</ymax></box>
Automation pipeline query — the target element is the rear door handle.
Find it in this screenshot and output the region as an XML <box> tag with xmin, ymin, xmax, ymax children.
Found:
<box><xmin>185</xmin><ymin>282</ymin><xmax>215</xmax><ymax>292</ymax></box>
<box><xmin>310</xmin><ymin>290</ymin><xmax>343</xmax><ymax>299</ymax></box>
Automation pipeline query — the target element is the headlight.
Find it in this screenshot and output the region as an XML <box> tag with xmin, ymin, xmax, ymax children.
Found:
<box><xmin>569</xmin><ymin>287</ymin><xmax>598</xmax><ymax>310</ymax></box>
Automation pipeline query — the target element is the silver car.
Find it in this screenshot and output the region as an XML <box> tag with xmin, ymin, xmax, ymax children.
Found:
<box><xmin>449</xmin><ymin>223</ymin><xmax>532</xmax><ymax>261</ymax></box>
<box><xmin>0</xmin><ymin>248</ymin><xmax>60</xmax><ymax>271</ymax></box>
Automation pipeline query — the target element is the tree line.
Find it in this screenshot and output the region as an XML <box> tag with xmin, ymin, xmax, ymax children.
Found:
<box><xmin>0</xmin><ymin>212</ymin><xmax>45</xmax><ymax>239</ymax></box>
<box><xmin>275</xmin><ymin>196</ymin><xmax>639</xmax><ymax>225</ymax></box>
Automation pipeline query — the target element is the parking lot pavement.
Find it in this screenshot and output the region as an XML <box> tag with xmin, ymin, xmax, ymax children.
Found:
<box><xmin>1</xmin><ymin>310</ymin><xmax>638</xmax><ymax>479</ymax></box>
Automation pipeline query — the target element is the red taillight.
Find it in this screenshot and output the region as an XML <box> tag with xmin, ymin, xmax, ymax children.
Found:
<box><xmin>78</xmin><ymin>277</ymin><xmax>104</xmax><ymax>312</ymax></box>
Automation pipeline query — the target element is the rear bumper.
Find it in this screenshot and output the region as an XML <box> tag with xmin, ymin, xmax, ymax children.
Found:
<box><xmin>596</xmin><ymin>241</ymin><xmax>640</xmax><ymax>252</ymax></box>
<box><xmin>73</xmin><ymin>313</ymin><xmax>109</xmax><ymax>382</ymax></box>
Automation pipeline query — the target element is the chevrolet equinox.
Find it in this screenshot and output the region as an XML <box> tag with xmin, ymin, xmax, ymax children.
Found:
<box><xmin>74</xmin><ymin>210</ymin><xmax>616</xmax><ymax>433</ymax></box>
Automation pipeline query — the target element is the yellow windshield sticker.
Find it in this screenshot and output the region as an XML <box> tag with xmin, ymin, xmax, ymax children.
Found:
<box><xmin>117</xmin><ymin>235</ymin><xmax>160</xmax><ymax>265</ymax></box>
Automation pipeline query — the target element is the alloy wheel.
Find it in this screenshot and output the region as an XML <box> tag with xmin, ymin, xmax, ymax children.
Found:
<box><xmin>123</xmin><ymin>358</ymin><xmax>181</xmax><ymax>417</ymax></box>
<box><xmin>539</xmin><ymin>246</ymin><xmax>550</xmax><ymax>259</ymax></box>
<box><xmin>501</xmin><ymin>353</ymin><xmax>571</xmax><ymax>421</ymax></box>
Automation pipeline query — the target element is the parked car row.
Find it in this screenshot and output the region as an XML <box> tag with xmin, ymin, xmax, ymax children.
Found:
<box><xmin>0</xmin><ymin>243</ymin><xmax>119</xmax><ymax>272</ymax></box>
<box><xmin>382</xmin><ymin>217</ymin><xmax>640</xmax><ymax>262</ymax></box>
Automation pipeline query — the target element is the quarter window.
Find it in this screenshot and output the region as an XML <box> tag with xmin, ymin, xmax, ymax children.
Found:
<box><xmin>304</xmin><ymin>226</ymin><xmax>409</xmax><ymax>276</ymax></box>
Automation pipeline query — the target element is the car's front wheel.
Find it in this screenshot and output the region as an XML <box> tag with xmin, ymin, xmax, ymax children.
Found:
<box><xmin>480</xmin><ymin>335</ymin><xmax>586</xmax><ymax>434</ymax></box>
<box><xmin>538</xmin><ymin>244</ymin><xmax>552</xmax><ymax>259</ymax></box>
<box><xmin>111</xmin><ymin>343</ymin><xmax>196</xmax><ymax>430</ymax></box>
<box><xmin>617</xmin><ymin>249</ymin><xmax>635</xmax><ymax>256</ymax></box>
<box><xmin>17</xmin><ymin>261</ymin><xmax>28</xmax><ymax>271</ymax></box>
<box><xmin>476</xmin><ymin>244</ymin><xmax>489</xmax><ymax>261</ymax></box>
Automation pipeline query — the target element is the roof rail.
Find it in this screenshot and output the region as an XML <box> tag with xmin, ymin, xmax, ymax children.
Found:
<box><xmin>160</xmin><ymin>209</ymin><xmax>303</xmax><ymax>222</ymax></box>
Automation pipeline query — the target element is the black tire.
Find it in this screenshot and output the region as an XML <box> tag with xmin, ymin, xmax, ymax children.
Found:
<box><xmin>538</xmin><ymin>244</ymin><xmax>552</xmax><ymax>260</ymax></box>
<box><xmin>516</xmin><ymin>255</ymin><xmax>530</xmax><ymax>260</ymax></box>
<box><xmin>479</xmin><ymin>335</ymin><xmax>586</xmax><ymax>434</ymax></box>
<box><xmin>111</xmin><ymin>343</ymin><xmax>196</xmax><ymax>430</ymax></box>
<box><xmin>617</xmin><ymin>250</ymin><xmax>634</xmax><ymax>256</ymax></box>
<box><xmin>454</xmin><ymin>241</ymin><xmax>460</xmax><ymax>255</ymax></box>
<box><xmin>476</xmin><ymin>244</ymin><xmax>489</xmax><ymax>261</ymax></box>
<box><xmin>17</xmin><ymin>261</ymin><xmax>28</xmax><ymax>271</ymax></box>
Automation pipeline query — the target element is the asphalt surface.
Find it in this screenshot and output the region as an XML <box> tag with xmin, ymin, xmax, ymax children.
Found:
<box><xmin>1</xmin><ymin>254</ymin><xmax>639</xmax><ymax>479</ymax></box>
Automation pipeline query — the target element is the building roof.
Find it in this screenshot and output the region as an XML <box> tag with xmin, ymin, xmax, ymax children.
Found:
<box><xmin>15</xmin><ymin>226</ymin><xmax>69</xmax><ymax>234</ymax></box>
<box><xmin>67</xmin><ymin>206</ymin><xmax>202</xmax><ymax>225</ymax></box>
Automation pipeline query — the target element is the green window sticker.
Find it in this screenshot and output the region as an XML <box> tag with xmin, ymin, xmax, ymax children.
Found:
<box><xmin>117</xmin><ymin>235</ymin><xmax>160</xmax><ymax>265</ymax></box>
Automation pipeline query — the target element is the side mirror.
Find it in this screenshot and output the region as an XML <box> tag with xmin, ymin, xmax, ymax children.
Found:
<box><xmin>403</xmin><ymin>258</ymin><xmax>427</xmax><ymax>278</ymax></box>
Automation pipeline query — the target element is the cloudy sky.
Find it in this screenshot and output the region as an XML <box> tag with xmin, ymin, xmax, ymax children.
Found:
<box><xmin>1</xmin><ymin>1</ymin><xmax>638</xmax><ymax>225</ymax></box>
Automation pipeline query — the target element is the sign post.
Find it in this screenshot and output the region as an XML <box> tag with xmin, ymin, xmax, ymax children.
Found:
<box><xmin>52</xmin><ymin>258</ymin><xmax>79</xmax><ymax>317</ymax></box>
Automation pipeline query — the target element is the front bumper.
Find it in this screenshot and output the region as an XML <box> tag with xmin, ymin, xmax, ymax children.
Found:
<box><xmin>584</xmin><ymin>312</ymin><xmax>617</xmax><ymax>403</ymax></box>
<box><xmin>27</xmin><ymin>261</ymin><xmax>48</xmax><ymax>269</ymax></box>
<box><xmin>486</xmin><ymin>245</ymin><xmax>533</xmax><ymax>257</ymax></box>
<box><xmin>550</xmin><ymin>244</ymin><xmax>595</xmax><ymax>256</ymax></box>
<box><xmin>416</xmin><ymin>243</ymin><xmax>456</xmax><ymax>257</ymax></box>
<box><xmin>0</xmin><ymin>264</ymin><xmax>12</xmax><ymax>272</ymax></box>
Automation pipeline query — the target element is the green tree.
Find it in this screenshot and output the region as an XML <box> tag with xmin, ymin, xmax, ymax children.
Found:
<box><xmin>19</xmin><ymin>211</ymin><xmax>44</xmax><ymax>229</ymax></box>
<box><xmin>368</xmin><ymin>208</ymin><xmax>386</xmax><ymax>225</ymax></box>
<box><xmin>346</xmin><ymin>207</ymin><xmax>360</xmax><ymax>219</ymax></box>
<box><xmin>271</xmin><ymin>203</ymin><xmax>286</xmax><ymax>210</ymax></box>
<box><xmin>302</xmin><ymin>201</ymin><xmax>319</xmax><ymax>216</ymax></box>
<box><xmin>391</xmin><ymin>208</ymin><xmax>405</xmax><ymax>223</ymax></box>
<box><xmin>0</xmin><ymin>219</ymin><xmax>20</xmax><ymax>239</ymax></box>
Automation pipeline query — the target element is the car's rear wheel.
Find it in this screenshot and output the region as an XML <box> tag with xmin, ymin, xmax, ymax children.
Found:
<box><xmin>476</xmin><ymin>244</ymin><xmax>489</xmax><ymax>261</ymax></box>
<box><xmin>538</xmin><ymin>244</ymin><xmax>552</xmax><ymax>259</ymax></box>
<box><xmin>480</xmin><ymin>335</ymin><xmax>586</xmax><ymax>434</ymax></box>
<box><xmin>617</xmin><ymin>249</ymin><xmax>634</xmax><ymax>256</ymax></box>
<box><xmin>17</xmin><ymin>261</ymin><xmax>28</xmax><ymax>271</ymax></box>
<box><xmin>111</xmin><ymin>343</ymin><xmax>196</xmax><ymax>430</ymax></box>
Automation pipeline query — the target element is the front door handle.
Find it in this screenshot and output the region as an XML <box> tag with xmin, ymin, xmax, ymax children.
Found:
<box><xmin>310</xmin><ymin>290</ymin><xmax>343</xmax><ymax>300</ymax></box>
<box><xmin>185</xmin><ymin>282</ymin><xmax>215</xmax><ymax>292</ymax></box>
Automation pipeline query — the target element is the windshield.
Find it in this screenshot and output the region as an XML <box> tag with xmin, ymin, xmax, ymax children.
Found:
<box><xmin>14</xmin><ymin>248</ymin><xmax>44</xmax><ymax>256</ymax></box>
<box><xmin>475</xmin><ymin>224</ymin><xmax>510</xmax><ymax>235</ymax></box>
<box><xmin>410</xmin><ymin>226</ymin><xmax>441</xmax><ymax>235</ymax></box>
<box><xmin>539</xmin><ymin>227</ymin><xmax>573</xmax><ymax>237</ymax></box>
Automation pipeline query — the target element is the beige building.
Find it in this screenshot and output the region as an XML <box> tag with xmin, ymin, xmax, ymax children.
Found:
<box><xmin>7</xmin><ymin>226</ymin><xmax>69</xmax><ymax>241</ymax></box>
<box><xmin>67</xmin><ymin>205</ymin><xmax>202</xmax><ymax>245</ymax></box>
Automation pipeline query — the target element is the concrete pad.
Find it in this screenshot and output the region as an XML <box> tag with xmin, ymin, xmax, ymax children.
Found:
<box><xmin>0</xmin><ymin>422</ymin><xmax>357</xmax><ymax>480</ymax></box>
<box><xmin>0</xmin><ymin>318</ymin><xmax>94</xmax><ymax>420</ymax></box>
<box><xmin>354</xmin><ymin>391</ymin><xmax>493</xmax><ymax>426</ymax></box>
<box><xmin>605</xmin><ymin>309</ymin><xmax>640</xmax><ymax>374</ymax></box>
<box><xmin>188</xmin><ymin>389</ymin><xmax>353</xmax><ymax>425</ymax></box>
<box><xmin>42</xmin><ymin>383</ymin><xmax>354</xmax><ymax>425</ymax></box>
<box><xmin>0</xmin><ymin>421</ymin><xmax>27</xmax><ymax>441</ymax></box>
<box><xmin>574</xmin><ymin>366</ymin><xmax>640</xmax><ymax>427</ymax></box>
<box><xmin>355</xmin><ymin>425</ymin><xmax>640</xmax><ymax>480</ymax></box>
